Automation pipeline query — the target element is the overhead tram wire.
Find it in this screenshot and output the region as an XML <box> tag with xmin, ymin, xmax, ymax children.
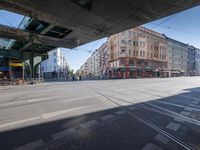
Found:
<box><xmin>148</xmin><ymin>23</ymin><xmax>200</xmax><ymax>36</ymax></box>
<box><xmin>150</xmin><ymin>14</ymin><xmax>178</xmax><ymax>29</ymax></box>
<box><xmin>62</xmin><ymin>48</ymin><xmax>93</xmax><ymax>55</ymax></box>
<box><xmin>62</xmin><ymin>38</ymin><xmax>106</xmax><ymax>55</ymax></box>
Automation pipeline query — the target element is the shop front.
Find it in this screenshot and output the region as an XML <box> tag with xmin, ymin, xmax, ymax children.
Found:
<box><xmin>112</xmin><ymin>66</ymin><xmax>154</xmax><ymax>79</ymax></box>
<box><xmin>9</xmin><ymin>60</ymin><xmax>23</xmax><ymax>78</ymax></box>
<box><xmin>0</xmin><ymin>66</ymin><xmax>9</xmax><ymax>78</ymax></box>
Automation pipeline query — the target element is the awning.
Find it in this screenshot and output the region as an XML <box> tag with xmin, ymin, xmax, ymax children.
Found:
<box><xmin>0</xmin><ymin>66</ymin><xmax>9</xmax><ymax>71</ymax></box>
<box><xmin>171</xmin><ymin>71</ymin><xmax>180</xmax><ymax>74</ymax></box>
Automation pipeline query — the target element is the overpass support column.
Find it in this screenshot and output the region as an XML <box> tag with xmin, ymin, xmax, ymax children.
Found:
<box><xmin>30</xmin><ymin>52</ymin><xmax>35</xmax><ymax>79</ymax></box>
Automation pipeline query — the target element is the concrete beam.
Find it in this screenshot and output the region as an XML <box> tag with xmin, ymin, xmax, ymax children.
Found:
<box><xmin>40</xmin><ymin>24</ymin><xmax>55</xmax><ymax>35</ymax></box>
<box><xmin>0</xmin><ymin>48</ymin><xmax>23</xmax><ymax>60</ymax></box>
<box><xmin>1</xmin><ymin>0</ymin><xmax>200</xmax><ymax>47</ymax></box>
<box><xmin>0</xmin><ymin>48</ymin><xmax>45</xmax><ymax>60</ymax></box>
<box><xmin>0</xmin><ymin>24</ymin><xmax>78</xmax><ymax>48</ymax></box>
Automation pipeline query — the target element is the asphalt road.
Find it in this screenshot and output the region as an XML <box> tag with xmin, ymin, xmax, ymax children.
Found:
<box><xmin>1</xmin><ymin>77</ymin><xmax>200</xmax><ymax>150</ymax></box>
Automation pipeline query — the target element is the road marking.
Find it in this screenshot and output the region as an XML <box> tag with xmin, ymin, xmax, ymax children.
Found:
<box><xmin>145</xmin><ymin>103</ymin><xmax>200</xmax><ymax>126</ymax></box>
<box><xmin>114</xmin><ymin>110</ymin><xmax>126</xmax><ymax>115</ymax></box>
<box><xmin>40</xmin><ymin>106</ymin><xmax>86</xmax><ymax>119</ymax></box>
<box><xmin>27</xmin><ymin>97</ymin><xmax>52</xmax><ymax>102</ymax></box>
<box><xmin>142</xmin><ymin>143</ymin><xmax>163</xmax><ymax>150</ymax></box>
<box><xmin>188</xmin><ymin>103</ymin><xmax>200</xmax><ymax>108</ymax></box>
<box><xmin>13</xmin><ymin>139</ymin><xmax>44</xmax><ymax>150</ymax></box>
<box><xmin>0</xmin><ymin>117</ymin><xmax>41</xmax><ymax>129</ymax></box>
<box><xmin>192</xmin><ymin>101</ymin><xmax>199</xmax><ymax>104</ymax></box>
<box><xmin>62</xmin><ymin>95</ymin><xmax>97</xmax><ymax>102</ymax></box>
<box><xmin>0</xmin><ymin>97</ymin><xmax>52</xmax><ymax>107</ymax></box>
<box><xmin>52</xmin><ymin>128</ymin><xmax>77</xmax><ymax>140</ymax></box>
<box><xmin>99</xmin><ymin>114</ymin><xmax>114</xmax><ymax>121</ymax></box>
<box><xmin>156</xmin><ymin>101</ymin><xmax>200</xmax><ymax>112</ymax></box>
<box><xmin>166</xmin><ymin>122</ymin><xmax>181</xmax><ymax>131</ymax></box>
<box><xmin>154</xmin><ymin>133</ymin><xmax>170</xmax><ymax>144</ymax></box>
<box><xmin>80</xmin><ymin>120</ymin><xmax>98</xmax><ymax>129</ymax></box>
<box><xmin>0</xmin><ymin>101</ymin><xmax>25</xmax><ymax>106</ymax></box>
<box><xmin>180</xmin><ymin>111</ymin><xmax>191</xmax><ymax>116</ymax></box>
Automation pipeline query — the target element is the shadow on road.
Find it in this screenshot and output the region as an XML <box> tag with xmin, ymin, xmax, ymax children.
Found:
<box><xmin>0</xmin><ymin>87</ymin><xmax>200</xmax><ymax>150</ymax></box>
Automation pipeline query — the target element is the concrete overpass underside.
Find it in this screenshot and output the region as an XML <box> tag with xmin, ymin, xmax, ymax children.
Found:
<box><xmin>0</xmin><ymin>0</ymin><xmax>200</xmax><ymax>77</ymax></box>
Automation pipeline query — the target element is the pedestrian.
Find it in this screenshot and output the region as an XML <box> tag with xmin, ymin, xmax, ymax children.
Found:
<box><xmin>72</xmin><ymin>75</ymin><xmax>75</xmax><ymax>81</ymax></box>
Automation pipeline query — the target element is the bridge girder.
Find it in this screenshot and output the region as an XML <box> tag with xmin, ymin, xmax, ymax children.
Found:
<box><xmin>0</xmin><ymin>48</ymin><xmax>48</xmax><ymax>61</ymax></box>
<box><xmin>1</xmin><ymin>0</ymin><xmax>200</xmax><ymax>47</ymax></box>
<box><xmin>0</xmin><ymin>25</ymin><xmax>78</xmax><ymax>49</ymax></box>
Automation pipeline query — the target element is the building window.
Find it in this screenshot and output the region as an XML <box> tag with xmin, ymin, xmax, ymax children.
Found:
<box><xmin>121</xmin><ymin>49</ymin><xmax>126</xmax><ymax>54</ymax></box>
<box><xmin>129</xmin><ymin>50</ymin><xmax>131</xmax><ymax>55</ymax></box>
<box><xmin>129</xmin><ymin>30</ymin><xmax>131</xmax><ymax>36</ymax></box>
<box><xmin>53</xmin><ymin>52</ymin><xmax>56</xmax><ymax>56</ymax></box>
<box><xmin>137</xmin><ymin>61</ymin><xmax>141</xmax><ymax>65</ymax></box>
<box><xmin>128</xmin><ymin>40</ymin><xmax>131</xmax><ymax>45</ymax></box>
<box><xmin>54</xmin><ymin>59</ymin><xmax>56</xmax><ymax>63</ymax></box>
<box><xmin>140</xmin><ymin>51</ymin><xmax>142</xmax><ymax>57</ymax></box>
<box><xmin>121</xmin><ymin>40</ymin><xmax>126</xmax><ymax>44</ymax></box>
<box><xmin>136</xmin><ymin>51</ymin><xmax>138</xmax><ymax>56</ymax></box>
<box><xmin>140</xmin><ymin>41</ymin><xmax>142</xmax><ymax>46</ymax></box>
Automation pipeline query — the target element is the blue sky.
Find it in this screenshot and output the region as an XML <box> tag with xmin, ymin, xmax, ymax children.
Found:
<box><xmin>0</xmin><ymin>5</ymin><xmax>200</xmax><ymax>71</ymax></box>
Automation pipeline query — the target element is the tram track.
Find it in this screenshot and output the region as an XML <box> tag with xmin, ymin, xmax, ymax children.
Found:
<box><xmin>95</xmin><ymin>91</ymin><xmax>196</xmax><ymax>150</ymax></box>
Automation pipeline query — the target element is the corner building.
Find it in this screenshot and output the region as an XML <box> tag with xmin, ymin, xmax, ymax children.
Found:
<box><xmin>107</xmin><ymin>26</ymin><xmax>168</xmax><ymax>79</ymax></box>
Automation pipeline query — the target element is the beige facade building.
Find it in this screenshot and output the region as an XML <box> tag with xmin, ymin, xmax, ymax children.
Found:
<box><xmin>78</xmin><ymin>49</ymin><xmax>101</xmax><ymax>78</ymax></box>
<box><xmin>107</xmin><ymin>26</ymin><xmax>168</xmax><ymax>78</ymax></box>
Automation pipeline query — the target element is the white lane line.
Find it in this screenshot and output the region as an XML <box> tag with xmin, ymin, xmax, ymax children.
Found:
<box><xmin>0</xmin><ymin>97</ymin><xmax>52</xmax><ymax>107</ymax></box>
<box><xmin>13</xmin><ymin>139</ymin><xmax>44</xmax><ymax>150</ymax></box>
<box><xmin>154</xmin><ymin>133</ymin><xmax>170</xmax><ymax>144</ymax></box>
<box><xmin>192</xmin><ymin>101</ymin><xmax>199</xmax><ymax>104</ymax></box>
<box><xmin>40</xmin><ymin>106</ymin><xmax>86</xmax><ymax>119</ymax></box>
<box><xmin>0</xmin><ymin>106</ymin><xmax>90</xmax><ymax>129</ymax></box>
<box><xmin>156</xmin><ymin>101</ymin><xmax>200</xmax><ymax>112</ymax></box>
<box><xmin>27</xmin><ymin>97</ymin><xmax>52</xmax><ymax>102</ymax></box>
<box><xmin>166</xmin><ymin>122</ymin><xmax>181</xmax><ymax>131</ymax></box>
<box><xmin>99</xmin><ymin>114</ymin><xmax>114</xmax><ymax>121</ymax></box>
<box><xmin>80</xmin><ymin>120</ymin><xmax>98</xmax><ymax>129</ymax></box>
<box><xmin>114</xmin><ymin>110</ymin><xmax>126</xmax><ymax>115</ymax></box>
<box><xmin>142</xmin><ymin>143</ymin><xmax>163</xmax><ymax>150</ymax></box>
<box><xmin>0</xmin><ymin>117</ymin><xmax>41</xmax><ymax>129</ymax></box>
<box><xmin>52</xmin><ymin>128</ymin><xmax>77</xmax><ymax>140</ymax></box>
<box><xmin>62</xmin><ymin>95</ymin><xmax>97</xmax><ymax>102</ymax></box>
